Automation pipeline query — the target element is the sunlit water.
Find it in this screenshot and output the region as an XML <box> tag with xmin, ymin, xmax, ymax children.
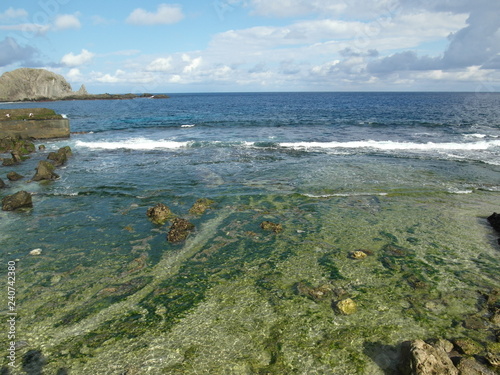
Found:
<box><xmin>1</xmin><ymin>92</ymin><xmax>499</xmax><ymax>374</ymax></box>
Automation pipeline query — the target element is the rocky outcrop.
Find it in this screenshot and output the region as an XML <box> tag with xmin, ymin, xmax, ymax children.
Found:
<box><xmin>399</xmin><ymin>339</ymin><xmax>458</xmax><ymax>375</ymax></box>
<box><xmin>0</xmin><ymin>68</ymin><xmax>86</xmax><ymax>101</ymax></box>
<box><xmin>188</xmin><ymin>198</ymin><xmax>215</xmax><ymax>215</ymax></box>
<box><xmin>2</xmin><ymin>191</ymin><xmax>32</xmax><ymax>211</ymax></box>
<box><xmin>146</xmin><ymin>203</ymin><xmax>175</xmax><ymax>225</ymax></box>
<box><xmin>47</xmin><ymin>146</ymin><xmax>72</xmax><ymax>167</ymax></box>
<box><xmin>167</xmin><ymin>218</ymin><xmax>195</xmax><ymax>243</ymax></box>
<box><xmin>32</xmin><ymin>161</ymin><xmax>59</xmax><ymax>181</ymax></box>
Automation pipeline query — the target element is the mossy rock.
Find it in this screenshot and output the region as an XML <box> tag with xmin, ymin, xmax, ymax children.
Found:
<box><xmin>146</xmin><ymin>203</ymin><xmax>175</xmax><ymax>225</ymax></box>
<box><xmin>189</xmin><ymin>198</ymin><xmax>215</xmax><ymax>215</ymax></box>
<box><xmin>167</xmin><ymin>218</ymin><xmax>195</xmax><ymax>243</ymax></box>
<box><xmin>260</xmin><ymin>221</ymin><xmax>283</xmax><ymax>233</ymax></box>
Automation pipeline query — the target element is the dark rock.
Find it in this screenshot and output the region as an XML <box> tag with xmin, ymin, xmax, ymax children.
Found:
<box><xmin>22</xmin><ymin>349</ymin><xmax>47</xmax><ymax>375</ymax></box>
<box><xmin>487</xmin><ymin>213</ymin><xmax>500</xmax><ymax>232</ymax></box>
<box><xmin>2</xmin><ymin>191</ymin><xmax>32</xmax><ymax>211</ymax></box>
<box><xmin>463</xmin><ymin>315</ymin><xmax>487</xmax><ymax>330</ymax></box>
<box><xmin>7</xmin><ymin>172</ymin><xmax>23</xmax><ymax>181</ymax></box>
<box><xmin>399</xmin><ymin>339</ymin><xmax>458</xmax><ymax>375</ymax></box>
<box><xmin>47</xmin><ymin>146</ymin><xmax>72</xmax><ymax>167</ymax></box>
<box><xmin>32</xmin><ymin>160</ymin><xmax>59</xmax><ymax>181</ymax></box>
<box><xmin>453</xmin><ymin>337</ymin><xmax>483</xmax><ymax>355</ymax></box>
<box><xmin>10</xmin><ymin>151</ymin><xmax>23</xmax><ymax>163</ymax></box>
<box><xmin>167</xmin><ymin>218</ymin><xmax>195</xmax><ymax>243</ymax></box>
<box><xmin>146</xmin><ymin>203</ymin><xmax>174</xmax><ymax>225</ymax></box>
<box><xmin>38</xmin><ymin>145</ymin><xmax>46</xmax><ymax>151</ymax></box>
<box><xmin>188</xmin><ymin>198</ymin><xmax>215</xmax><ymax>215</ymax></box>
<box><xmin>260</xmin><ymin>221</ymin><xmax>283</xmax><ymax>233</ymax></box>
<box><xmin>0</xmin><ymin>178</ymin><xmax>5</xmax><ymax>188</ymax></box>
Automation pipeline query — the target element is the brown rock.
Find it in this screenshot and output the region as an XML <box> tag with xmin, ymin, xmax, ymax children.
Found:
<box><xmin>260</xmin><ymin>221</ymin><xmax>283</xmax><ymax>233</ymax></box>
<box><xmin>2</xmin><ymin>191</ymin><xmax>32</xmax><ymax>211</ymax></box>
<box><xmin>399</xmin><ymin>339</ymin><xmax>458</xmax><ymax>375</ymax></box>
<box><xmin>167</xmin><ymin>218</ymin><xmax>195</xmax><ymax>243</ymax></box>
<box><xmin>7</xmin><ymin>171</ymin><xmax>23</xmax><ymax>181</ymax></box>
<box><xmin>188</xmin><ymin>198</ymin><xmax>215</xmax><ymax>215</ymax></box>
<box><xmin>32</xmin><ymin>160</ymin><xmax>59</xmax><ymax>181</ymax></box>
<box><xmin>146</xmin><ymin>203</ymin><xmax>174</xmax><ymax>225</ymax></box>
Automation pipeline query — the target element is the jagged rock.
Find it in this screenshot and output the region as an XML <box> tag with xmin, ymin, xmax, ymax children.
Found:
<box><xmin>47</xmin><ymin>146</ymin><xmax>72</xmax><ymax>167</ymax></box>
<box><xmin>0</xmin><ymin>178</ymin><xmax>5</xmax><ymax>188</ymax></box>
<box><xmin>260</xmin><ymin>221</ymin><xmax>283</xmax><ymax>233</ymax></box>
<box><xmin>399</xmin><ymin>339</ymin><xmax>458</xmax><ymax>375</ymax></box>
<box><xmin>32</xmin><ymin>160</ymin><xmax>59</xmax><ymax>181</ymax></box>
<box><xmin>2</xmin><ymin>158</ymin><xmax>15</xmax><ymax>166</ymax></box>
<box><xmin>2</xmin><ymin>191</ymin><xmax>32</xmax><ymax>211</ymax></box>
<box><xmin>146</xmin><ymin>203</ymin><xmax>175</xmax><ymax>225</ymax></box>
<box><xmin>188</xmin><ymin>198</ymin><xmax>215</xmax><ymax>215</ymax></box>
<box><xmin>7</xmin><ymin>172</ymin><xmax>23</xmax><ymax>181</ymax></box>
<box><xmin>167</xmin><ymin>218</ymin><xmax>194</xmax><ymax>243</ymax></box>
<box><xmin>335</xmin><ymin>298</ymin><xmax>357</xmax><ymax>315</ymax></box>
<box><xmin>487</xmin><ymin>213</ymin><xmax>500</xmax><ymax>232</ymax></box>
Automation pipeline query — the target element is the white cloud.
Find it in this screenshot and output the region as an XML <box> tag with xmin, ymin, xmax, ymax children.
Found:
<box><xmin>61</xmin><ymin>49</ymin><xmax>95</xmax><ymax>67</ymax></box>
<box><xmin>182</xmin><ymin>55</ymin><xmax>202</xmax><ymax>73</ymax></box>
<box><xmin>0</xmin><ymin>7</ymin><xmax>28</xmax><ymax>20</ymax></box>
<box><xmin>53</xmin><ymin>14</ymin><xmax>81</xmax><ymax>30</ymax></box>
<box><xmin>67</xmin><ymin>68</ymin><xmax>83</xmax><ymax>81</ymax></box>
<box><xmin>146</xmin><ymin>57</ymin><xmax>173</xmax><ymax>72</ymax></box>
<box><xmin>126</xmin><ymin>4</ymin><xmax>184</xmax><ymax>25</ymax></box>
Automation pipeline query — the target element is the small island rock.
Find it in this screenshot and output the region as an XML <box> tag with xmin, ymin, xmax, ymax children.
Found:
<box><xmin>167</xmin><ymin>218</ymin><xmax>195</xmax><ymax>243</ymax></box>
<box><xmin>146</xmin><ymin>203</ymin><xmax>175</xmax><ymax>225</ymax></box>
<box><xmin>2</xmin><ymin>191</ymin><xmax>32</xmax><ymax>211</ymax></box>
<box><xmin>32</xmin><ymin>161</ymin><xmax>59</xmax><ymax>181</ymax></box>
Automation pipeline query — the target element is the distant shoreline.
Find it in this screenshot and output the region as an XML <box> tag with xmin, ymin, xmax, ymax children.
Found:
<box><xmin>0</xmin><ymin>93</ymin><xmax>169</xmax><ymax>103</ymax></box>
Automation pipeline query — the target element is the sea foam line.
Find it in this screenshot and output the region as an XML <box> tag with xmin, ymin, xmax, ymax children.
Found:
<box><xmin>75</xmin><ymin>138</ymin><xmax>189</xmax><ymax>150</ymax></box>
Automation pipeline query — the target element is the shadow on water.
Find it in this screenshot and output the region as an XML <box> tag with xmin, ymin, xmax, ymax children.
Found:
<box><xmin>363</xmin><ymin>342</ymin><xmax>402</xmax><ymax>375</ymax></box>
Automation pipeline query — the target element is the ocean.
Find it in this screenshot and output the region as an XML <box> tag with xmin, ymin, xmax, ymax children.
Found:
<box><xmin>1</xmin><ymin>92</ymin><xmax>499</xmax><ymax>374</ymax></box>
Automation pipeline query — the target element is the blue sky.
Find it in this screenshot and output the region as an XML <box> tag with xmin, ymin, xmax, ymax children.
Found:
<box><xmin>1</xmin><ymin>0</ymin><xmax>499</xmax><ymax>93</ymax></box>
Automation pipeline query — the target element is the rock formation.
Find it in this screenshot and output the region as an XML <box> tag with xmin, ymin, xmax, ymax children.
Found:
<box><xmin>146</xmin><ymin>203</ymin><xmax>175</xmax><ymax>225</ymax></box>
<box><xmin>0</xmin><ymin>68</ymin><xmax>87</xmax><ymax>101</ymax></box>
<box><xmin>167</xmin><ymin>218</ymin><xmax>195</xmax><ymax>243</ymax></box>
<box><xmin>2</xmin><ymin>191</ymin><xmax>32</xmax><ymax>211</ymax></box>
<box><xmin>32</xmin><ymin>160</ymin><xmax>59</xmax><ymax>181</ymax></box>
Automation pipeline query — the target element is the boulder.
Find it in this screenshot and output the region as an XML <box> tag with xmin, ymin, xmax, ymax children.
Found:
<box><xmin>2</xmin><ymin>191</ymin><xmax>32</xmax><ymax>211</ymax></box>
<box><xmin>487</xmin><ymin>213</ymin><xmax>500</xmax><ymax>232</ymax></box>
<box><xmin>260</xmin><ymin>221</ymin><xmax>283</xmax><ymax>233</ymax></box>
<box><xmin>146</xmin><ymin>203</ymin><xmax>175</xmax><ymax>225</ymax></box>
<box><xmin>167</xmin><ymin>218</ymin><xmax>195</xmax><ymax>243</ymax></box>
<box><xmin>335</xmin><ymin>298</ymin><xmax>357</xmax><ymax>315</ymax></box>
<box><xmin>2</xmin><ymin>158</ymin><xmax>15</xmax><ymax>166</ymax></box>
<box><xmin>47</xmin><ymin>146</ymin><xmax>72</xmax><ymax>167</ymax></box>
<box><xmin>0</xmin><ymin>178</ymin><xmax>5</xmax><ymax>188</ymax></box>
<box><xmin>188</xmin><ymin>198</ymin><xmax>215</xmax><ymax>215</ymax></box>
<box><xmin>455</xmin><ymin>357</ymin><xmax>497</xmax><ymax>375</ymax></box>
<box><xmin>32</xmin><ymin>160</ymin><xmax>59</xmax><ymax>181</ymax></box>
<box><xmin>7</xmin><ymin>172</ymin><xmax>23</xmax><ymax>181</ymax></box>
<box><xmin>399</xmin><ymin>339</ymin><xmax>458</xmax><ymax>375</ymax></box>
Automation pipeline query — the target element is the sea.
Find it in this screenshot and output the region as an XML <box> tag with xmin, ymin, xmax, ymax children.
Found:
<box><xmin>1</xmin><ymin>92</ymin><xmax>499</xmax><ymax>374</ymax></box>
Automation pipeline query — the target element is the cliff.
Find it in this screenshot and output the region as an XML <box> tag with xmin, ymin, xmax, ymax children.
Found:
<box><xmin>0</xmin><ymin>68</ymin><xmax>87</xmax><ymax>102</ymax></box>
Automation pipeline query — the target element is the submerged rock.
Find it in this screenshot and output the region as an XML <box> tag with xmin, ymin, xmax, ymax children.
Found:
<box><xmin>0</xmin><ymin>178</ymin><xmax>5</xmax><ymax>188</ymax></box>
<box><xmin>453</xmin><ymin>337</ymin><xmax>483</xmax><ymax>356</ymax></box>
<box><xmin>2</xmin><ymin>190</ymin><xmax>32</xmax><ymax>211</ymax></box>
<box><xmin>188</xmin><ymin>198</ymin><xmax>215</xmax><ymax>215</ymax></box>
<box><xmin>146</xmin><ymin>203</ymin><xmax>175</xmax><ymax>225</ymax></box>
<box><xmin>260</xmin><ymin>221</ymin><xmax>283</xmax><ymax>233</ymax></box>
<box><xmin>351</xmin><ymin>250</ymin><xmax>368</xmax><ymax>259</ymax></box>
<box><xmin>29</xmin><ymin>249</ymin><xmax>42</xmax><ymax>256</ymax></box>
<box><xmin>32</xmin><ymin>160</ymin><xmax>59</xmax><ymax>181</ymax></box>
<box><xmin>7</xmin><ymin>171</ymin><xmax>23</xmax><ymax>181</ymax></box>
<box><xmin>167</xmin><ymin>218</ymin><xmax>195</xmax><ymax>243</ymax></box>
<box><xmin>335</xmin><ymin>298</ymin><xmax>357</xmax><ymax>315</ymax></box>
<box><xmin>295</xmin><ymin>282</ymin><xmax>333</xmax><ymax>301</ymax></box>
<box><xmin>399</xmin><ymin>339</ymin><xmax>458</xmax><ymax>375</ymax></box>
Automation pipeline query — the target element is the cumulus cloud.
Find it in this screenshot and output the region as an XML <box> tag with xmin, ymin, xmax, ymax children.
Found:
<box><xmin>53</xmin><ymin>14</ymin><xmax>81</xmax><ymax>30</ymax></box>
<box><xmin>146</xmin><ymin>57</ymin><xmax>173</xmax><ymax>72</ymax></box>
<box><xmin>0</xmin><ymin>37</ymin><xmax>38</xmax><ymax>67</ymax></box>
<box><xmin>126</xmin><ymin>4</ymin><xmax>184</xmax><ymax>25</ymax></box>
<box><xmin>61</xmin><ymin>49</ymin><xmax>95</xmax><ymax>67</ymax></box>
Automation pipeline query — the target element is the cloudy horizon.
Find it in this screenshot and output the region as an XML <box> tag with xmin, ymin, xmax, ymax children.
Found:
<box><xmin>0</xmin><ymin>0</ymin><xmax>499</xmax><ymax>93</ymax></box>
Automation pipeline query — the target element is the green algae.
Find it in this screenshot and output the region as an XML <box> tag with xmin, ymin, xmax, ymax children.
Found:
<box><xmin>1</xmin><ymin>191</ymin><xmax>500</xmax><ymax>374</ymax></box>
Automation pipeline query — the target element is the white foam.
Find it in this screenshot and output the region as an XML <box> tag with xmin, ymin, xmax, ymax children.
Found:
<box><xmin>279</xmin><ymin>140</ymin><xmax>500</xmax><ymax>151</ymax></box>
<box><xmin>303</xmin><ymin>192</ymin><xmax>388</xmax><ymax>198</ymax></box>
<box><xmin>181</xmin><ymin>124</ymin><xmax>195</xmax><ymax>128</ymax></box>
<box><xmin>75</xmin><ymin>138</ymin><xmax>189</xmax><ymax>150</ymax></box>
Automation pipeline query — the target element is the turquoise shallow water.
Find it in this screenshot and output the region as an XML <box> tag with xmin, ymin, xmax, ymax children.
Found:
<box><xmin>0</xmin><ymin>92</ymin><xmax>499</xmax><ymax>374</ymax></box>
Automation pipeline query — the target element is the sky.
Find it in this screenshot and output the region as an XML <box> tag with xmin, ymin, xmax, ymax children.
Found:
<box><xmin>0</xmin><ymin>0</ymin><xmax>499</xmax><ymax>93</ymax></box>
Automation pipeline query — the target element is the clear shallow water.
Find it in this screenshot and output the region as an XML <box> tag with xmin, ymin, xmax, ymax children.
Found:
<box><xmin>0</xmin><ymin>92</ymin><xmax>499</xmax><ymax>374</ymax></box>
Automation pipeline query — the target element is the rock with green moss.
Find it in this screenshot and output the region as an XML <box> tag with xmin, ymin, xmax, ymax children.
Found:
<box><xmin>189</xmin><ymin>198</ymin><xmax>215</xmax><ymax>215</ymax></box>
<box><xmin>32</xmin><ymin>160</ymin><xmax>59</xmax><ymax>181</ymax></box>
<box><xmin>167</xmin><ymin>218</ymin><xmax>195</xmax><ymax>243</ymax></box>
<box><xmin>47</xmin><ymin>146</ymin><xmax>72</xmax><ymax>167</ymax></box>
<box><xmin>453</xmin><ymin>337</ymin><xmax>483</xmax><ymax>355</ymax></box>
<box><xmin>2</xmin><ymin>190</ymin><xmax>32</xmax><ymax>211</ymax></box>
<box><xmin>335</xmin><ymin>298</ymin><xmax>357</xmax><ymax>315</ymax></box>
<box><xmin>260</xmin><ymin>221</ymin><xmax>283</xmax><ymax>233</ymax></box>
<box><xmin>146</xmin><ymin>203</ymin><xmax>175</xmax><ymax>225</ymax></box>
